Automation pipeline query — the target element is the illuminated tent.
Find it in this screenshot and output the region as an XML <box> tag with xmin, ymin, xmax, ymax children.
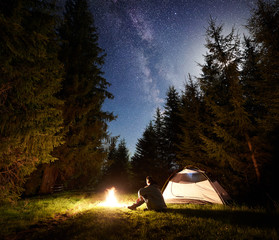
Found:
<box><xmin>162</xmin><ymin>167</ymin><xmax>230</xmax><ymax>204</ymax></box>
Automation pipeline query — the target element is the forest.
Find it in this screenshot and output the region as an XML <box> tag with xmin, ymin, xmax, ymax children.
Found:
<box><xmin>0</xmin><ymin>0</ymin><xmax>278</xmax><ymax>207</ymax></box>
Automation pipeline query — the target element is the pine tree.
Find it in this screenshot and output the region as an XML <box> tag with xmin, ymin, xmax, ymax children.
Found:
<box><xmin>246</xmin><ymin>0</ymin><xmax>279</xmax><ymax>201</ymax></box>
<box><xmin>51</xmin><ymin>0</ymin><xmax>114</xmax><ymax>189</ymax></box>
<box><xmin>177</xmin><ymin>76</ymin><xmax>207</xmax><ymax>169</ymax></box>
<box><xmin>131</xmin><ymin>122</ymin><xmax>157</xmax><ymax>189</ymax></box>
<box><xmin>240</xmin><ymin>36</ymin><xmax>271</xmax><ymax>181</ymax></box>
<box><xmin>153</xmin><ymin>107</ymin><xmax>170</xmax><ymax>185</ymax></box>
<box><xmin>115</xmin><ymin>139</ymin><xmax>131</xmax><ymax>190</ymax></box>
<box><xmin>241</xmin><ymin>37</ymin><xmax>264</xmax><ymax>120</ymax></box>
<box><xmin>103</xmin><ymin>136</ymin><xmax>119</xmax><ymax>176</ymax></box>
<box><xmin>0</xmin><ymin>0</ymin><xmax>64</xmax><ymax>202</ymax></box>
<box><xmin>163</xmin><ymin>86</ymin><xmax>182</xmax><ymax>170</ymax></box>
<box><xmin>247</xmin><ymin>0</ymin><xmax>279</xmax><ymax>132</ymax></box>
<box><xmin>102</xmin><ymin>138</ymin><xmax>130</xmax><ymax>191</ymax></box>
<box><xmin>198</xmin><ymin>19</ymin><xmax>260</xmax><ymax>192</ymax></box>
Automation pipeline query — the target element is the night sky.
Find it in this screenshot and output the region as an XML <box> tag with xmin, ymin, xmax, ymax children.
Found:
<box><xmin>89</xmin><ymin>0</ymin><xmax>256</xmax><ymax>155</ymax></box>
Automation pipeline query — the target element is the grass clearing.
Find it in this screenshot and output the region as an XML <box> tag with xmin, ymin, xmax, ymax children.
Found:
<box><xmin>1</xmin><ymin>191</ymin><xmax>278</xmax><ymax>240</ymax></box>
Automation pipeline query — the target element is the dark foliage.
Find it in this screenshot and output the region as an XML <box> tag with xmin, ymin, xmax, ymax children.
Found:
<box><xmin>50</xmin><ymin>0</ymin><xmax>115</xmax><ymax>190</ymax></box>
<box><xmin>131</xmin><ymin>122</ymin><xmax>158</xmax><ymax>189</ymax></box>
<box><xmin>100</xmin><ymin>138</ymin><xmax>131</xmax><ymax>192</ymax></box>
<box><xmin>0</xmin><ymin>0</ymin><xmax>64</xmax><ymax>202</ymax></box>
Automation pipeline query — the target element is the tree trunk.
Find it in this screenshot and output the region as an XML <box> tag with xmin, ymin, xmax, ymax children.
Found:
<box><xmin>39</xmin><ymin>164</ymin><xmax>59</xmax><ymax>194</ymax></box>
<box><xmin>245</xmin><ymin>133</ymin><xmax>260</xmax><ymax>182</ymax></box>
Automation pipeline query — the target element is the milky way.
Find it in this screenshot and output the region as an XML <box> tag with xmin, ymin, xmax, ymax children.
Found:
<box><xmin>88</xmin><ymin>0</ymin><xmax>256</xmax><ymax>154</ymax></box>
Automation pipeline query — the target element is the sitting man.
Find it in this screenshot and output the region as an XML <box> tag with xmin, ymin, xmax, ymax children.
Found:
<box><xmin>128</xmin><ymin>176</ymin><xmax>167</xmax><ymax>211</ymax></box>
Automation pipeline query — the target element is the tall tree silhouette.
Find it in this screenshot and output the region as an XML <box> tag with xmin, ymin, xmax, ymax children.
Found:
<box><xmin>248</xmin><ymin>0</ymin><xmax>279</xmax><ymax>131</ymax></box>
<box><xmin>102</xmin><ymin>138</ymin><xmax>130</xmax><ymax>191</ymax></box>
<box><xmin>198</xmin><ymin>19</ymin><xmax>260</xmax><ymax>191</ymax></box>
<box><xmin>153</xmin><ymin>107</ymin><xmax>170</xmax><ymax>186</ymax></box>
<box><xmin>246</xmin><ymin>0</ymin><xmax>279</xmax><ymax>201</ymax></box>
<box><xmin>163</xmin><ymin>86</ymin><xmax>182</xmax><ymax>170</ymax></box>
<box><xmin>131</xmin><ymin>122</ymin><xmax>157</xmax><ymax>189</ymax></box>
<box><xmin>0</xmin><ymin>0</ymin><xmax>63</xmax><ymax>201</ymax></box>
<box><xmin>50</xmin><ymin>0</ymin><xmax>114</xmax><ymax>189</ymax></box>
<box><xmin>177</xmin><ymin>76</ymin><xmax>207</xmax><ymax>169</ymax></box>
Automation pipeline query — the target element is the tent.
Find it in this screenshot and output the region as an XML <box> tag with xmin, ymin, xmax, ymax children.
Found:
<box><xmin>162</xmin><ymin>167</ymin><xmax>230</xmax><ymax>204</ymax></box>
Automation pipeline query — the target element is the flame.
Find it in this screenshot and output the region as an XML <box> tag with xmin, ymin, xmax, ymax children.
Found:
<box><xmin>105</xmin><ymin>187</ymin><xmax>118</xmax><ymax>206</ymax></box>
<box><xmin>98</xmin><ymin>187</ymin><xmax>122</xmax><ymax>207</ymax></box>
<box><xmin>97</xmin><ymin>187</ymin><xmax>133</xmax><ymax>208</ymax></box>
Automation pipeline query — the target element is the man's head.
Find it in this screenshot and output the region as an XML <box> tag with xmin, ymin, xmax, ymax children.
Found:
<box><xmin>146</xmin><ymin>176</ymin><xmax>156</xmax><ymax>185</ymax></box>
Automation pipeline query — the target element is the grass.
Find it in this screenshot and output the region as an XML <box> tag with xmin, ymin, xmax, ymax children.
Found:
<box><xmin>0</xmin><ymin>191</ymin><xmax>278</xmax><ymax>240</ymax></box>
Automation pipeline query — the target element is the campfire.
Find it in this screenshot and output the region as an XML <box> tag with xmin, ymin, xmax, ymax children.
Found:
<box><xmin>98</xmin><ymin>187</ymin><xmax>126</xmax><ymax>207</ymax></box>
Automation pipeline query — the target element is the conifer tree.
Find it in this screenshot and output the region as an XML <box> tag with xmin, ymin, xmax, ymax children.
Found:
<box><xmin>241</xmin><ymin>37</ymin><xmax>263</xmax><ymax>120</ymax></box>
<box><xmin>52</xmin><ymin>0</ymin><xmax>114</xmax><ymax>189</ymax></box>
<box><xmin>246</xmin><ymin>0</ymin><xmax>279</xmax><ymax>200</ymax></box>
<box><xmin>0</xmin><ymin>0</ymin><xmax>64</xmax><ymax>202</ymax></box>
<box><xmin>198</xmin><ymin>20</ymin><xmax>260</xmax><ymax>190</ymax></box>
<box><xmin>131</xmin><ymin>122</ymin><xmax>157</xmax><ymax>188</ymax></box>
<box><xmin>102</xmin><ymin>138</ymin><xmax>130</xmax><ymax>191</ymax></box>
<box><xmin>247</xmin><ymin>0</ymin><xmax>279</xmax><ymax>132</ymax></box>
<box><xmin>153</xmin><ymin>108</ymin><xmax>170</xmax><ymax>185</ymax></box>
<box><xmin>240</xmin><ymin>36</ymin><xmax>269</xmax><ymax>182</ymax></box>
<box><xmin>163</xmin><ymin>86</ymin><xmax>182</xmax><ymax>170</ymax></box>
<box><xmin>104</xmin><ymin>136</ymin><xmax>119</xmax><ymax>175</ymax></box>
<box><xmin>177</xmin><ymin>76</ymin><xmax>207</xmax><ymax>169</ymax></box>
<box><xmin>115</xmin><ymin>139</ymin><xmax>130</xmax><ymax>189</ymax></box>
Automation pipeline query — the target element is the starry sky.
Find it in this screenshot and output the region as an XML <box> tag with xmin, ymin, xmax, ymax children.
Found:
<box><xmin>89</xmin><ymin>0</ymin><xmax>256</xmax><ymax>155</ymax></box>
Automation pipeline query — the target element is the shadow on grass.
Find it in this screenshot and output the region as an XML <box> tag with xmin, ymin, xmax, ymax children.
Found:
<box><xmin>7</xmin><ymin>211</ymin><xmax>135</xmax><ymax>240</ymax></box>
<box><xmin>165</xmin><ymin>207</ymin><xmax>279</xmax><ymax>229</ymax></box>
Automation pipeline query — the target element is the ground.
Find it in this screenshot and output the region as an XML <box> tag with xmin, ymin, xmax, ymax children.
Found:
<box><xmin>1</xmin><ymin>192</ymin><xmax>278</xmax><ymax>240</ymax></box>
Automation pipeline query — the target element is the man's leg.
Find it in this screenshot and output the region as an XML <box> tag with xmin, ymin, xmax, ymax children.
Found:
<box><xmin>127</xmin><ymin>197</ymin><xmax>144</xmax><ymax>210</ymax></box>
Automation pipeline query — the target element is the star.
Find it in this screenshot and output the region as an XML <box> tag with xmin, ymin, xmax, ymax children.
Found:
<box><xmin>91</xmin><ymin>0</ymin><xmax>257</xmax><ymax>154</ymax></box>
